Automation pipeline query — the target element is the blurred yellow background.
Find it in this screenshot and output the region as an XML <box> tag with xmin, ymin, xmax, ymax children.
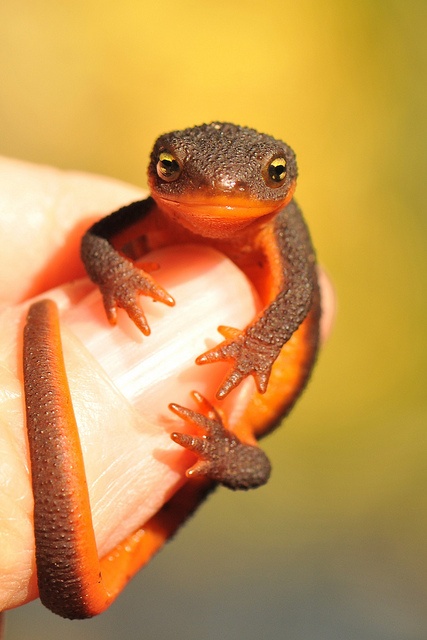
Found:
<box><xmin>2</xmin><ymin>1</ymin><xmax>426</xmax><ymax>638</ymax></box>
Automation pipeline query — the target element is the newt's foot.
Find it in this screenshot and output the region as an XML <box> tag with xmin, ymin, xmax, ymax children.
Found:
<box><xmin>169</xmin><ymin>392</ymin><xmax>271</xmax><ymax>490</ymax></box>
<box><xmin>196</xmin><ymin>326</ymin><xmax>279</xmax><ymax>399</ymax></box>
<box><xmin>100</xmin><ymin>261</ymin><xmax>175</xmax><ymax>335</ymax></box>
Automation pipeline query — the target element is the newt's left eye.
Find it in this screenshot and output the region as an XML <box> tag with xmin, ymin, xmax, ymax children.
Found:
<box><xmin>157</xmin><ymin>151</ymin><xmax>182</xmax><ymax>182</ymax></box>
<box><xmin>264</xmin><ymin>157</ymin><xmax>287</xmax><ymax>187</ymax></box>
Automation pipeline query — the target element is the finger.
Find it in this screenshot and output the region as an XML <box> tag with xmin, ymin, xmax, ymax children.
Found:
<box><xmin>0</xmin><ymin>244</ymin><xmax>258</xmax><ymax>611</ymax></box>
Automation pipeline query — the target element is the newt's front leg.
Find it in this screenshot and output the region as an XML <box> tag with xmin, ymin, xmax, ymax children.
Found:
<box><xmin>81</xmin><ymin>198</ymin><xmax>175</xmax><ymax>335</ymax></box>
<box><xmin>198</xmin><ymin>201</ymin><xmax>317</xmax><ymax>399</ymax></box>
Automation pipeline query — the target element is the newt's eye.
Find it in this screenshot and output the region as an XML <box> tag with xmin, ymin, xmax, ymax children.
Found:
<box><xmin>157</xmin><ymin>151</ymin><xmax>182</xmax><ymax>182</ymax></box>
<box><xmin>264</xmin><ymin>157</ymin><xmax>287</xmax><ymax>187</ymax></box>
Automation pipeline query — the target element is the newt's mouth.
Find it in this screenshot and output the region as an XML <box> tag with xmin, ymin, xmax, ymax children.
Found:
<box><xmin>152</xmin><ymin>191</ymin><xmax>294</xmax><ymax>238</ymax></box>
<box><xmin>153</xmin><ymin>190</ymin><xmax>293</xmax><ymax>239</ymax></box>
<box><xmin>153</xmin><ymin>194</ymin><xmax>280</xmax><ymax>237</ymax></box>
<box><xmin>156</xmin><ymin>192</ymin><xmax>281</xmax><ymax>216</ymax></box>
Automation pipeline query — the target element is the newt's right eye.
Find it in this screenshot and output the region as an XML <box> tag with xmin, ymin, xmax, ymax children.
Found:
<box><xmin>263</xmin><ymin>156</ymin><xmax>287</xmax><ymax>188</ymax></box>
<box><xmin>157</xmin><ymin>151</ymin><xmax>182</xmax><ymax>182</ymax></box>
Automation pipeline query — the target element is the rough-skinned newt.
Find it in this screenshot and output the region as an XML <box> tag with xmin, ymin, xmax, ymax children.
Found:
<box><xmin>22</xmin><ymin>122</ymin><xmax>320</xmax><ymax>620</ymax></box>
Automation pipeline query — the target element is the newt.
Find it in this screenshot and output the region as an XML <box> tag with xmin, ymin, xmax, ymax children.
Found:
<box><xmin>22</xmin><ymin>122</ymin><xmax>320</xmax><ymax>620</ymax></box>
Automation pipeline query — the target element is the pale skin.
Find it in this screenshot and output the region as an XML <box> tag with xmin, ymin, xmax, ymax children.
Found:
<box><xmin>0</xmin><ymin>156</ymin><xmax>334</xmax><ymax>613</ymax></box>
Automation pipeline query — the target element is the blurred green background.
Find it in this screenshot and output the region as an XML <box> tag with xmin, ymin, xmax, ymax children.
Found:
<box><xmin>2</xmin><ymin>1</ymin><xmax>426</xmax><ymax>638</ymax></box>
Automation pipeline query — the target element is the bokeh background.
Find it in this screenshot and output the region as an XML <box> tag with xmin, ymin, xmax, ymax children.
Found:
<box><xmin>2</xmin><ymin>1</ymin><xmax>426</xmax><ymax>638</ymax></box>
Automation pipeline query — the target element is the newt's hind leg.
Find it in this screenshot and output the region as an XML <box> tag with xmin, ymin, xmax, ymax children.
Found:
<box><xmin>23</xmin><ymin>299</ymin><xmax>212</xmax><ymax>619</ymax></box>
<box><xmin>170</xmin><ymin>392</ymin><xmax>271</xmax><ymax>490</ymax></box>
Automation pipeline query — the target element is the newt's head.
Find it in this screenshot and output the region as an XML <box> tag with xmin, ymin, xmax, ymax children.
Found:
<box><xmin>148</xmin><ymin>122</ymin><xmax>298</xmax><ymax>237</ymax></box>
